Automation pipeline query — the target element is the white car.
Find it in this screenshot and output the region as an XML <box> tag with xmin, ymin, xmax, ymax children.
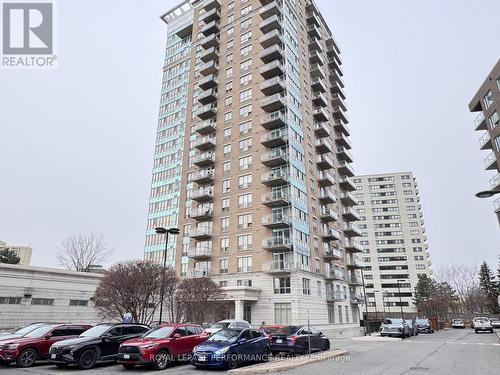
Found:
<box><xmin>490</xmin><ymin>317</ymin><xmax>500</xmax><ymax>329</ymax></box>
<box><xmin>473</xmin><ymin>317</ymin><xmax>493</xmax><ymax>333</ymax></box>
<box><xmin>451</xmin><ymin>319</ymin><xmax>465</xmax><ymax>328</ymax></box>
<box><xmin>204</xmin><ymin>319</ymin><xmax>251</xmax><ymax>335</ymax></box>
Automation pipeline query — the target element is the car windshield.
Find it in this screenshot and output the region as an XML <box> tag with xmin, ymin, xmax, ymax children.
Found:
<box><xmin>23</xmin><ymin>324</ymin><xmax>59</xmax><ymax>338</ymax></box>
<box><xmin>143</xmin><ymin>326</ymin><xmax>174</xmax><ymax>339</ymax></box>
<box><xmin>207</xmin><ymin>329</ymin><xmax>240</xmax><ymax>343</ymax></box>
<box><xmin>405</xmin><ymin>320</ymin><xmax>413</xmax><ymax>325</ymax></box>
<box><xmin>416</xmin><ymin>319</ymin><xmax>429</xmax><ymax>324</ymax></box>
<box><xmin>211</xmin><ymin>322</ymin><xmax>231</xmax><ymax>330</ymax></box>
<box><xmin>453</xmin><ymin>319</ymin><xmax>462</xmax><ymax>322</ymax></box>
<box><xmin>80</xmin><ymin>325</ymin><xmax>113</xmax><ymax>337</ymax></box>
<box><xmin>263</xmin><ymin>327</ymin><xmax>280</xmax><ymax>334</ymax></box>
<box><xmin>384</xmin><ymin>319</ymin><xmax>402</xmax><ymax>325</ymax></box>
<box><xmin>16</xmin><ymin>323</ymin><xmax>46</xmax><ymax>336</ymax></box>
<box><xmin>275</xmin><ymin>326</ymin><xmax>300</xmax><ymax>335</ymax></box>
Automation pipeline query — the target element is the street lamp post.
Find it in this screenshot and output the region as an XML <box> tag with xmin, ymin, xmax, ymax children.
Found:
<box><xmin>360</xmin><ymin>266</ymin><xmax>370</xmax><ymax>335</ymax></box>
<box><xmin>155</xmin><ymin>227</ymin><xmax>180</xmax><ymax>324</ymax></box>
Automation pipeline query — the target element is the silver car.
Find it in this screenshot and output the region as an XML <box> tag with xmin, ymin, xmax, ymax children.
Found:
<box><xmin>380</xmin><ymin>318</ymin><xmax>411</xmax><ymax>338</ymax></box>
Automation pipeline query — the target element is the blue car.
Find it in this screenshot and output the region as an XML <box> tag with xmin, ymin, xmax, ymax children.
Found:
<box><xmin>191</xmin><ymin>328</ymin><xmax>270</xmax><ymax>369</ymax></box>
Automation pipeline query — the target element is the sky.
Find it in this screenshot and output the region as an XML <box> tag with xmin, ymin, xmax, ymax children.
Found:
<box><xmin>0</xmin><ymin>0</ymin><xmax>499</xmax><ymax>271</ymax></box>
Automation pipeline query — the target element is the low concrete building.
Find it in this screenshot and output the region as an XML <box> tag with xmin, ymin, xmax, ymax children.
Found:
<box><xmin>0</xmin><ymin>263</ymin><xmax>103</xmax><ymax>329</ymax></box>
<box><xmin>0</xmin><ymin>240</ymin><xmax>33</xmax><ymax>265</ymax></box>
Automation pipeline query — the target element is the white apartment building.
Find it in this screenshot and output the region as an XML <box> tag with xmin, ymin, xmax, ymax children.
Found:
<box><xmin>0</xmin><ymin>240</ymin><xmax>32</xmax><ymax>265</ymax></box>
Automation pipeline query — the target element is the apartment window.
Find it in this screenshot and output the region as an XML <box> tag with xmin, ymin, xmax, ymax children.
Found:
<box><xmin>315</xmin><ymin>258</ymin><xmax>321</xmax><ymax>274</ymax></box>
<box><xmin>241</xmin><ymin>17</ymin><xmax>251</xmax><ymax>29</ymax></box>
<box><xmin>237</xmin><ymin>234</ymin><xmax>252</xmax><ymax>251</ymax></box>
<box><xmin>221</xmin><ymin>217</ymin><xmax>229</xmax><ymax>233</ymax></box>
<box><xmin>239</xmin><ymin>155</ymin><xmax>252</xmax><ymax>170</ymax></box>
<box><xmin>483</xmin><ymin>90</ymin><xmax>494</xmax><ymax>109</ymax></box>
<box><xmin>223</xmin><ymin>161</ymin><xmax>231</xmax><ymax>175</ymax></box>
<box><xmin>0</xmin><ymin>297</ymin><xmax>21</xmax><ymax>304</ymax></box>
<box><xmin>227</xmin><ymin>40</ymin><xmax>234</xmax><ymax>52</ymax></box>
<box><xmin>413</xmin><ymin>247</ymin><xmax>423</xmax><ymax>252</ymax></box>
<box><xmin>225</xmin><ymin>81</ymin><xmax>233</xmax><ymax>93</ymax></box>
<box><xmin>237</xmin><ymin>213</ymin><xmax>252</xmax><ymax>228</ymax></box>
<box><xmin>31</xmin><ymin>298</ymin><xmax>54</xmax><ymax>306</ymax></box>
<box><xmin>416</xmin><ymin>264</ymin><xmax>426</xmax><ymax>270</ymax></box>
<box><xmin>302</xmin><ymin>278</ymin><xmax>311</xmax><ymax>295</ymax></box>
<box><xmin>239</xmin><ymin>121</ymin><xmax>252</xmax><ymax>135</ymax></box>
<box><xmin>238</xmin><ymin>174</ymin><xmax>252</xmax><ymax>188</ymax></box>
<box><xmin>239</xmin><ymin>88</ymin><xmax>252</xmax><ymax>102</ymax></box>
<box><xmin>317</xmin><ymin>281</ymin><xmax>322</xmax><ymax>296</ymax></box>
<box><xmin>338</xmin><ymin>306</ymin><xmax>343</xmax><ymax>324</ymax></box>
<box><xmin>224</xmin><ymin>112</ymin><xmax>232</xmax><ymax>123</ymax></box>
<box><xmin>220</xmin><ymin>258</ymin><xmax>228</xmax><ymax>274</ymax></box>
<box><xmin>220</xmin><ymin>237</ymin><xmax>229</xmax><ymax>253</ymax></box>
<box><xmin>237</xmin><ymin>256</ymin><xmax>252</xmax><ymax>272</ymax></box>
<box><xmin>274</xmin><ymin>277</ymin><xmax>291</xmax><ymax>294</ymax></box>
<box><xmin>489</xmin><ymin>112</ymin><xmax>499</xmax><ymax>129</ymax></box>
<box><xmin>219</xmin><ymin>280</ymin><xmax>228</xmax><ymax>287</ymax></box>
<box><xmin>240</xmin><ymin>44</ymin><xmax>252</xmax><ymax>57</ymax></box>
<box><xmin>226</xmin><ymin>67</ymin><xmax>233</xmax><ymax>78</ymax></box>
<box><xmin>222</xmin><ymin>179</ymin><xmax>230</xmax><ymax>193</ymax></box>
<box><xmin>414</xmin><ymin>256</ymin><xmax>424</xmax><ymax>261</ymax></box>
<box><xmin>240</xmin><ymin>59</ymin><xmax>252</xmax><ymax>71</ymax></box>
<box><xmin>240</xmin><ymin>74</ymin><xmax>252</xmax><ymax>86</ymax></box>
<box><xmin>240</xmin><ymin>30</ymin><xmax>252</xmax><ymax>44</ymax></box>
<box><xmin>495</xmin><ymin>136</ymin><xmax>500</xmax><ymax>152</ymax></box>
<box><xmin>274</xmin><ymin>303</ymin><xmax>291</xmax><ymax>324</ymax></box>
<box><xmin>328</xmin><ymin>304</ymin><xmax>335</xmax><ymax>323</ymax></box>
<box><xmin>221</xmin><ymin>198</ymin><xmax>230</xmax><ymax>212</ymax></box>
<box><xmin>223</xmin><ymin>144</ymin><xmax>231</xmax><ymax>157</ymax></box>
<box><xmin>405</xmin><ymin>198</ymin><xmax>414</xmax><ymax>203</ymax></box>
<box><xmin>239</xmin><ymin>104</ymin><xmax>252</xmax><ymax>117</ymax></box>
<box><xmin>239</xmin><ymin>138</ymin><xmax>252</xmax><ymax>152</ymax></box>
<box><xmin>224</xmin><ymin>96</ymin><xmax>232</xmax><ymax>107</ymax></box>
<box><xmin>241</xmin><ymin>5</ymin><xmax>252</xmax><ymax>16</ymax></box>
<box><xmin>410</xmin><ymin>230</ymin><xmax>420</xmax><ymax>235</ymax></box>
<box><xmin>226</xmin><ymin>53</ymin><xmax>233</xmax><ymax>64</ymax></box>
<box><xmin>238</xmin><ymin>193</ymin><xmax>252</xmax><ymax>208</ymax></box>
<box><xmin>69</xmin><ymin>299</ymin><xmax>88</xmax><ymax>307</ymax></box>
<box><xmin>181</xmin><ymin>263</ymin><xmax>187</xmax><ymax>277</ymax></box>
<box><xmin>237</xmin><ymin>279</ymin><xmax>253</xmax><ymax>287</ymax></box>
<box><xmin>227</xmin><ymin>26</ymin><xmax>234</xmax><ymax>37</ymax></box>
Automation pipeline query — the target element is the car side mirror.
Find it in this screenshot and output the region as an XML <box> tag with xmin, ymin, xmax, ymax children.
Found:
<box><xmin>101</xmin><ymin>333</ymin><xmax>112</xmax><ymax>341</ymax></box>
<box><xmin>44</xmin><ymin>334</ymin><xmax>52</xmax><ymax>340</ymax></box>
<box><xmin>173</xmin><ymin>333</ymin><xmax>182</xmax><ymax>339</ymax></box>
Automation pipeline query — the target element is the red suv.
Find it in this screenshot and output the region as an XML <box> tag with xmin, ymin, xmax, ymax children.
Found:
<box><xmin>0</xmin><ymin>323</ymin><xmax>91</xmax><ymax>367</ymax></box>
<box><xmin>117</xmin><ymin>323</ymin><xmax>208</xmax><ymax>370</ymax></box>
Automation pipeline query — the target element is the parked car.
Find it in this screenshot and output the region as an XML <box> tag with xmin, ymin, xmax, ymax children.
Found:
<box><xmin>490</xmin><ymin>317</ymin><xmax>500</xmax><ymax>329</ymax></box>
<box><xmin>379</xmin><ymin>319</ymin><xmax>411</xmax><ymax>338</ymax></box>
<box><xmin>0</xmin><ymin>322</ymin><xmax>51</xmax><ymax>341</ymax></box>
<box><xmin>191</xmin><ymin>328</ymin><xmax>270</xmax><ymax>369</ymax></box>
<box><xmin>269</xmin><ymin>325</ymin><xmax>330</xmax><ymax>355</ymax></box>
<box><xmin>452</xmin><ymin>319</ymin><xmax>465</xmax><ymax>328</ymax></box>
<box><xmin>473</xmin><ymin>317</ymin><xmax>493</xmax><ymax>333</ymax></box>
<box><xmin>117</xmin><ymin>323</ymin><xmax>208</xmax><ymax>370</ymax></box>
<box><xmin>48</xmin><ymin>323</ymin><xmax>149</xmax><ymax>369</ymax></box>
<box><xmin>261</xmin><ymin>325</ymin><xmax>284</xmax><ymax>337</ymax></box>
<box><xmin>205</xmin><ymin>320</ymin><xmax>251</xmax><ymax>335</ymax></box>
<box><xmin>405</xmin><ymin>319</ymin><xmax>418</xmax><ymax>336</ymax></box>
<box><xmin>0</xmin><ymin>323</ymin><xmax>91</xmax><ymax>368</ymax></box>
<box><xmin>415</xmin><ymin>318</ymin><xmax>434</xmax><ymax>333</ymax></box>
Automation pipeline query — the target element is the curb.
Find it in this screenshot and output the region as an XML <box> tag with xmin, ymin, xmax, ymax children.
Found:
<box><xmin>227</xmin><ymin>349</ymin><xmax>348</xmax><ymax>375</ymax></box>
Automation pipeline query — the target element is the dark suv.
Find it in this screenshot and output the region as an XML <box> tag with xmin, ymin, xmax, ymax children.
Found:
<box><xmin>48</xmin><ymin>323</ymin><xmax>149</xmax><ymax>369</ymax></box>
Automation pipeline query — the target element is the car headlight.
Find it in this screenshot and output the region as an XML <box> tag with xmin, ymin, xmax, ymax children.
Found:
<box><xmin>214</xmin><ymin>346</ymin><xmax>229</xmax><ymax>355</ymax></box>
<box><xmin>3</xmin><ymin>343</ymin><xmax>19</xmax><ymax>350</ymax></box>
<box><xmin>139</xmin><ymin>343</ymin><xmax>158</xmax><ymax>349</ymax></box>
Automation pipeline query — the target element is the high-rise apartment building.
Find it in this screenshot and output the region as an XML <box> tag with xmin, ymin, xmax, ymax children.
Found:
<box><xmin>353</xmin><ymin>172</ymin><xmax>431</xmax><ymax>314</ymax></box>
<box><xmin>144</xmin><ymin>0</ymin><xmax>363</xmax><ymax>335</ymax></box>
<box><xmin>0</xmin><ymin>240</ymin><xmax>32</xmax><ymax>266</ymax></box>
<box><xmin>468</xmin><ymin>59</ymin><xmax>500</xmax><ymax>225</ymax></box>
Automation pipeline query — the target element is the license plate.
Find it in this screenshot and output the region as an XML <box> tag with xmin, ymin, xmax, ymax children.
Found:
<box><xmin>276</xmin><ymin>339</ymin><xmax>282</xmax><ymax>343</ymax></box>
<box><xmin>123</xmin><ymin>354</ymin><xmax>130</xmax><ymax>359</ymax></box>
<box><xmin>51</xmin><ymin>354</ymin><xmax>56</xmax><ymax>359</ymax></box>
<box><xmin>198</xmin><ymin>355</ymin><xmax>207</xmax><ymax>362</ymax></box>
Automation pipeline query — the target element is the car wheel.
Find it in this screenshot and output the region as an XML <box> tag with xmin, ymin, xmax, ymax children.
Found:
<box><xmin>122</xmin><ymin>363</ymin><xmax>136</xmax><ymax>369</ymax></box>
<box><xmin>262</xmin><ymin>347</ymin><xmax>271</xmax><ymax>362</ymax></box>
<box><xmin>153</xmin><ymin>349</ymin><xmax>171</xmax><ymax>370</ymax></box>
<box><xmin>475</xmin><ymin>329</ymin><xmax>478</xmax><ymax>334</ymax></box>
<box><xmin>16</xmin><ymin>348</ymin><xmax>37</xmax><ymax>368</ymax></box>
<box><xmin>323</xmin><ymin>339</ymin><xmax>330</xmax><ymax>351</ymax></box>
<box><xmin>77</xmin><ymin>349</ymin><xmax>98</xmax><ymax>370</ymax></box>
<box><xmin>302</xmin><ymin>342</ymin><xmax>310</xmax><ymax>355</ymax></box>
<box><xmin>490</xmin><ymin>329</ymin><xmax>494</xmax><ymax>333</ymax></box>
<box><xmin>227</xmin><ymin>354</ymin><xmax>238</xmax><ymax>369</ymax></box>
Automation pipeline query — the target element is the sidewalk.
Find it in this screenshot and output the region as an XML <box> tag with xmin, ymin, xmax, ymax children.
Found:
<box><xmin>227</xmin><ymin>349</ymin><xmax>348</xmax><ymax>374</ymax></box>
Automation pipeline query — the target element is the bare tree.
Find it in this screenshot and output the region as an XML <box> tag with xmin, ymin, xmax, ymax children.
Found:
<box><xmin>57</xmin><ymin>233</ymin><xmax>112</xmax><ymax>272</ymax></box>
<box><xmin>93</xmin><ymin>260</ymin><xmax>178</xmax><ymax>324</ymax></box>
<box><xmin>175</xmin><ymin>278</ymin><xmax>226</xmax><ymax>323</ymax></box>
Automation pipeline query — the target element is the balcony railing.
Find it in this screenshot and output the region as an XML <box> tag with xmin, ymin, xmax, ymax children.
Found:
<box><xmin>479</xmin><ymin>132</ymin><xmax>492</xmax><ymax>150</ymax></box>
<box><xmin>474</xmin><ymin>112</ymin><xmax>486</xmax><ymax>130</ymax></box>
<box><xmin>262</xmin><ymin>260</ymin><xmax>294</xmax><ymax>273</ymax></box>
<box><xmin>485</xmin><ymin>152</ymin><xmax>498</xmax><ymax>170</ymax></box>
<box><xmin>261</xmin><ymin>191</ymin><xmax>290</xmax><ymax>206</ymax></box>
<box><xmin>261</xmin><ymin>169</ymin><xmax>289</xmax><ymax>185</ymax></box>
<box><xmin>490</xmin><ymin>173</ymin><xmax>500</xmax><ymax>190</ymax></box>
<box><xmin>262</xmin><ymin>213</ymin><xmax>290</xmax><ymax>227</ymax></box>
<box><xmin>186</xmin><ymin>268</ymin><xmax>211</xmax><ymax>278</ymax></box>
<box><xmin>326</xmin><ymin>291</ymin><xmax>346</xmax><ymax>301</ymax></box>
<box><xmin>262</xmin><ymin>237</ymin><xmax>292</xmax><ymax>250</ymax></box>
<box><xmin>324</xmin><ymin>269</ymin><xmax>344</xmax><ymax>280</ymax></box>
<box><xmin>261</xmin><ymin>110</ymin><xmax>286</xmax><ymax>129</ymax></box>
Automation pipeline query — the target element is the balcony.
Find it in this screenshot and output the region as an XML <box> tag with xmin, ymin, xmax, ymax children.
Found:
<box><xmin>186</xmin><ymin>268</ymin><xmax>211</xmax><ymax>278</ymax></box>
<box><xmin>326</xmin><ymin>291</ymin><xmax>346</xmax><ymax>302</ymax></box>
<box><xmin>315</xmin><ymin>138</ymin><xmax>333</xmax><ymax>153</ymax></box>
<box><xmin>260</xmin><ymin>0</ymin><xmax>282</xmax><ymax>19</ymax></box>
<box><xmin>189</xmin><ymin>227</ymin><xmax>212</xmax><ymax>240</ymax></box>
<box><xmin>261</xmin><ymin>169</ymin><xmax>289</xmax><ymax>186</ymax></box>
<box><xmin>306</xmin><ymin>11</ymin><xmax>320</xmax><ymax>26</ymax></box>
<box><xmin>348</xmin><ymin>276</ymin><xmax>363</xmax><ymax>286</ymax></box>
<box><xmin>314</xmin><ymin>122</ymin><xmax>331</xmax><ymax>137</ymax></box>
<box><xmin>338</xmin><ymin>160</ymin><xmax>354</xmax><ymax>177</ymax></box>
<box><xmin>199</xmin><ymin>34</ymin><xmax>219</xmax><ymax>49</ymax></box>
<box><xmin>262</xmin><ymin>237</ymin><xmax>292</xmax><ymax>251</ymax></box>
<box><xmin>311</xmin><ymin>77</ymin><xmax>326</xmax><ymax>93</ymax></box>
<box><xmin>339</xmin><ymin>176</ymin><xmax>356</xmax><ymax>191</ymax></box>
<box><xmin>335</xmin><ymin>132</ymin><xmax>351</xmax><ymax>149</ymax></box>
<box><xmin>262</xmin><ymin>213</ymin><xmax>290</xmax><ymax>228</ymax></box>
<box><xmin>262</xmin><ymin>260</ymin><xmax>295</xmax><ymax>274</ymax></box>
<box><xmin>260</xmin><ymin>44</ymin><xmax>284</xmax><ymax>63</ymax></box>
<box><xmin>261</xmin><ymin>110</ymin><xmax>286</xmax><ymax>129</ymax></box>
<box><xmin>260</xmin><ymin>61</ymin><xmax>285</xmax><ymax>79</ymax></box>
<box><xmin>200</xmin><ymin>7</ymin><xmax>221</xmax><ymax>24</ymax></box>
<box><xmin>259</xmin><ymin>15</ymin><xmax>282</xmax><ymax>34</ymax></box>
<box><xmin>194</xmin><ymin>136</ymin><xmax>216</xmax><ymax>151</ymax></box>
<box><xmin>323</xmin><ymin>247</ymin><xmax>343</xmax><ymax>260</ymax></box>
<box><xmin>261</xmin><ymin>149</ymin><xmax>288</xmax><ymax>166</ymax></box>
<box><xmin>479</xmin><ymin>132</ymin><xmax>492</xmax><ymax>150</ymax></box>
<box><xmin>490</xmin><ymin>173</ymin><xmax>500</xmax><ymax>191</ymax></box>
<box><xmin>194</xmin><ymin>120</ymin><xmax>216</xmax><ymax>135</ymax></box>
<box><xmin>340</xmin><ymin>191</ymin><xmax>358</xmax><ymax>206</ymax></box>
<box><xmin>261</xmin><ymin>128</ymin><xmax>288</xmax><ymax>147</ymax></box>
<box><xmin>203</xmin><ymin>0</ymin><xmax>220</xmax><ymax>11</ymax></box>
<box><xmin>344</xmin><ymin>239</ymin><xmax>363</xmax><ymax>253</ymax></box>
<box><xmin>331</xmin><ymin>93</ymin><xmax>347</xmax><ymax>111</ymax></box>
<box><xmin>333</xmin><ymin>106</ymin><xmax>349</xmax><ymax>124</ymax></box>
<box><xmin>322</xmin><ymin>226</ymin><xmax>341</xmax><ymax>240</ymax></box>
<box><xmin>317</xmin><ymin>154</ymin><xmax>334</xmax><ymax>169</ymax></box>
<box><xmin>310</xmin><ymin>63</ymin><xmax>326</xmax><ymax>80</ymax></box>
<box><xmin>474</xmin><ymin>112</ymin><xmax>487</xmax><ymax>131</ymax></box>
<box><xmin>331</xmin><ymin>82</ymin><xmax>346</xmax><ymax>100</ymax></box>
<box><xmin>317</xmin><ymin>171</ymin><xmax>335</xmax><ymax>186</ymax></box>
<box><xmin>200</xmin><ymin>20</ymin><xmax>219</xmax><ymax>36</ymax></box>
<box><xmin>485</xmin><ymin>152</ymin><xmax>498</xmax><ymax>170</ymax></box>
<box><xmin>197</xmin><ymin>89</ymin><xmax>217</xmax><ymax>105</ymax></box>
<box><xmin>191</xmin><ymin>188</ymin><xmax>213</xmax><ymax>202</ymax></box>
<box><xmin>261</xmin><ymin>93</ymin><xmax>286</xmax><ymax>112</ymax></box>
<box><xmin>191</xmin><ymin>207</ymin><xmax>214</xmax><ymax>221</ymax></box>
<box><xmin>312</xmin><ymin>106</ymin><xmax>328</xmax><ymax>121</ymax></box>
<box><xmin>260</xmin><ymin>76</ymin><xmax>286</xmax><ymax>95</ymax></box>
<box><xmin>188</xmin><ymin>246</ymin><xmax>212</xmax><ymax>260</ymax></box>
<box><xmin>350</xmin><ymin>295</ymin><xmax>364</xmax><ymax>305</ymax></box>
<box><xmin>329</xmin><ymin>69</ymin><xmax>345</xmax><ymax>88</ymax></box>
<box><xmin>333</xmin><ymin>118</ymin><xmax>350</xmax><ymax>136</ymax></box>
<box><xmin>193</xmin><ymin>151</ymin><xmax>215</xmax><ymax>167</ymax></box>
<box><xmin>199</xmin><ymin>60</ymin><xmax>219</xmax><ymax>76</ymax></box>
<box><xmin>309</xmin><ymin>50</ymin><xmax>325</xmax><ymax>66</ymax></box>
<box><xmin>328</xmin><ymin>54</ymin><xmax>341</xmax><ymax>71</ymax></box>
<box><xmin>319</xmin><ymin>188</ymin><xmax>336</xmax><ymax>204</ymax></box>
<box><xmin>200</xmin><ymin>46</ymin><xmax>219</xmax><ymax>63</ymax></box>
<box><xmin>307</xmin><ymin>24</ymin><xmax>321</xmax><ymax>39</ymax></box>
<box><xmin>347</xmin><ymin>258</ymin><xmax>364</xmax><ymax>269</ymax></box>
<box><xmin>192</xmin><ymin>169</ymin><xmax>215</xmax><ymax>184</ymax></box>
<box><xmin>320</xmin><ymin>207</ymin><xmax>339</xmax><ymax>222</ymax></box>
<box><xmin>324</xmin><ymin>269</ymin><xmax>344</xmax><ymax>281</ymax></box>
<box><xmin>308</xmin><ymin>36</ymin><xmax>323</xmax><ymax>53</ymax></box>
<box><xmin>337</xmin><ymin>146</ymin><xmax>353</xmax><ymax>163</ymax></box>
<box><xmin>342</xmin><ymin>207</ymin><xmax>360</xmax><ymax>222</ymax></box>
<box><xmin>260</xmin><ymin>29</ymin><xmax>283</xmax><ymax>49</ymax></box>
<box><xmin>312</xmin><ymin>91</ymin><xmax>327</xmax><ymax>107</ymax></box>
<box><xmin>261</xmin><ymin>191</ymin><xmax>290</xmax><ymax>206</ymax></box>
<box><xmin>198</xmin><ymin>74</ymin><xmax>218</xmax><ymax>90</ymax></box>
